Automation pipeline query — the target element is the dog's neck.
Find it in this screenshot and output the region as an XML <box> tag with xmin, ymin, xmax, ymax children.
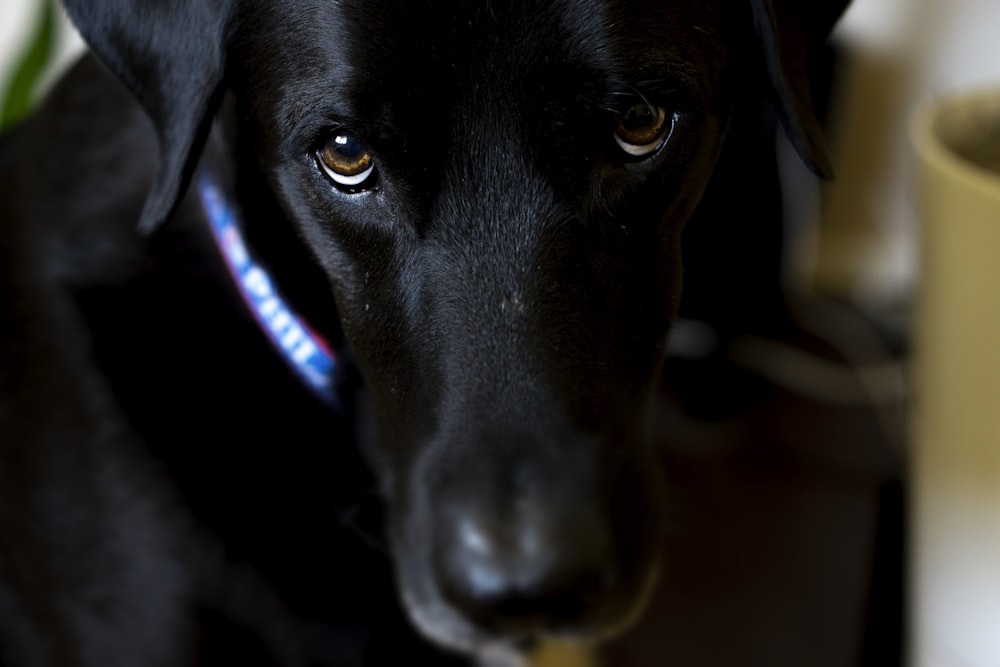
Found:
<box><xmin>198</xmin><ymin>172</ymin><xmax>343</xmax><ymax>408</ymax></box>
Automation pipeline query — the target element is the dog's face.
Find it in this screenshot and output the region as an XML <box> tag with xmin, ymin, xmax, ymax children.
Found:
<box><xmin>231</xmin><ymin>0</ymin><xmax>734</xmax><ymax>651</ymax></box>
<box><xmin>65</xmin><ymin>0</ymin><xmax>847</xmax><ymax>657</ymax></box>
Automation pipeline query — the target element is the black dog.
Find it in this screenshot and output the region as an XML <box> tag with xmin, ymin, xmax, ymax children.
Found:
<box><xmin>0</xmin><ymin>0</ymin><xmax>848</xmax><ymax>664</ymax></box>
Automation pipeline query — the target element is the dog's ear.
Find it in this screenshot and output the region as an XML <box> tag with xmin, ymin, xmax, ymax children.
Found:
<box><xmin>62</xmin><ymin>0</ymin><xmax>236</xmax><ymax>233</ymax></box>
<box><xmin>750</xmin><ymin>0</ymin><xmax>850</xmax><ymax>178</ymax></box>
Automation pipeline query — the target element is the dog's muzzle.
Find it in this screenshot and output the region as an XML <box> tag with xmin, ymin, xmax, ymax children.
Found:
<box><xmin>391</xmin><ymin>426</ymin><xmax>665</xmax><ymax>656</ymax></box>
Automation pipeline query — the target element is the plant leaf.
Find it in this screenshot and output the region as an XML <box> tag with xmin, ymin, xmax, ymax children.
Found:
<box><xmin>1</xmin><ymin>0</ymin><xmax>57</xmax><ymax>130</ymax></box>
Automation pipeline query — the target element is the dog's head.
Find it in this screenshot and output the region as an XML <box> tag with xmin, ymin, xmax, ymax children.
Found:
<box><xmin>65</xmin><ymin>0</ymin><xmax>848</xmax><ymax>657</ymax></box>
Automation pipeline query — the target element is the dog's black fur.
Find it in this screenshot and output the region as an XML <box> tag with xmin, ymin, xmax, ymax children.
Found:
<box><xmin>0</xmin><ymin>1</ymin><xmax>848</xmax><ymax>664</ymax></box>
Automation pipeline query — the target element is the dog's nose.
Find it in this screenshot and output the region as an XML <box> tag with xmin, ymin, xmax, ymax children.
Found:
<box><xmin>432</xmin><ymin>500</ymin><xmax>618</xmax><ymax>634</ymax></box>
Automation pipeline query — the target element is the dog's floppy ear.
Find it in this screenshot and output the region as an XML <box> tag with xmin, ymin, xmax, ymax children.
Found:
<box><xmin>62</xmin><ymin>0</ymin><xmax>236</xmax><ymax>233</ymax></box>
<box><xmin>750</xmin><ymin>0</ymin><xmax>850</xmax><ymax>178</ymax></box>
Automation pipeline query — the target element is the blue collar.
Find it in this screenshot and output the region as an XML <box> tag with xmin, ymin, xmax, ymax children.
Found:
<box><xmin>198</xmin><ymin>175</ymin><xmax>341</xmax><ymax>409</ymax></box>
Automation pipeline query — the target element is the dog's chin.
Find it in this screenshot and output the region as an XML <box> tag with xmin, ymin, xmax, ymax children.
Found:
<box><xmin>395</xmin><ymin>554</ymin><xmax>662</xmax><ymax>666</ymax></box>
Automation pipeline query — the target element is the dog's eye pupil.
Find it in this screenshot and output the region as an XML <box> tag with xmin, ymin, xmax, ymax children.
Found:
<box><xmin>317</xmin><ymin>130</ymin><xmax>377</xmax><ymax>190</ymax></box>
<box><xmin>621</xmin><ymin>105</ymin><xmax>657</xmax><ymax>133</ymax></box>
<box><xmin>335</xmin><ymin>134</ymin><xmax>358</xmax><ymax>153</ymax></box>
<box><xmin>614</xmin><ymin>104</ymin><xmax>673</xmax><ymax>158</ymax></box>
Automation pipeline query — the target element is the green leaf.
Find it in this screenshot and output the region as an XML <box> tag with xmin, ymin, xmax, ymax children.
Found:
<box><xmin>0</xmin><ymin>0</ymin><xmax>58</xmax><ymax>130</ymax></box>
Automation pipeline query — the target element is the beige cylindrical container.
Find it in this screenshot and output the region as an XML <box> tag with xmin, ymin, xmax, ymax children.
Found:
<box><xmin>911</xmin><ymin>88</ymin><xmax>1000</xmax><ymax>667</ymax></box>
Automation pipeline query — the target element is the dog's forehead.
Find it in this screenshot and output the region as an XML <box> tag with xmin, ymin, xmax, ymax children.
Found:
<box><xmin>239</xmin><ymin>0</ymin><xmax>734</xmax><ymax>125</ymax></box>
<box><xmin>317</xmin><ymin>0</ymin><xmax>731</xmax><ymax>62</ymax></box>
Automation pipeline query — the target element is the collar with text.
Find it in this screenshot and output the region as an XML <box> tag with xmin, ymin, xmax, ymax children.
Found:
<box><xmin>198</xmin><ymin>175</ymin><xmax>341</xmax><ymax>409</ymax></box>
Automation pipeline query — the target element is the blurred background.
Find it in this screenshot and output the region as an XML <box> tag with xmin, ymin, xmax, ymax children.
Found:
<box><xmin>3</xmin><ymin>1</ymin><xmax>1000</xmax><ymax>666</ymax></box>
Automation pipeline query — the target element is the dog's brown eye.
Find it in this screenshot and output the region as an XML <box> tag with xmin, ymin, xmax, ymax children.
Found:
<box><xmin>614</xmin><ymin>104</ymin><xmax>673</xmax><ymax>158</ymax></box>
<box><xmin>317</xmin><ymin>130</ymin><xmax>376</xmax><ymax>190</ymax></box>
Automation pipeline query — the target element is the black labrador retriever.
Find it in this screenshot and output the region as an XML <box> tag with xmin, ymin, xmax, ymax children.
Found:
<box><xmin>0</xmin><ymin>0</ymin><xmax>848</xmax><ymax>664</ymax></box>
